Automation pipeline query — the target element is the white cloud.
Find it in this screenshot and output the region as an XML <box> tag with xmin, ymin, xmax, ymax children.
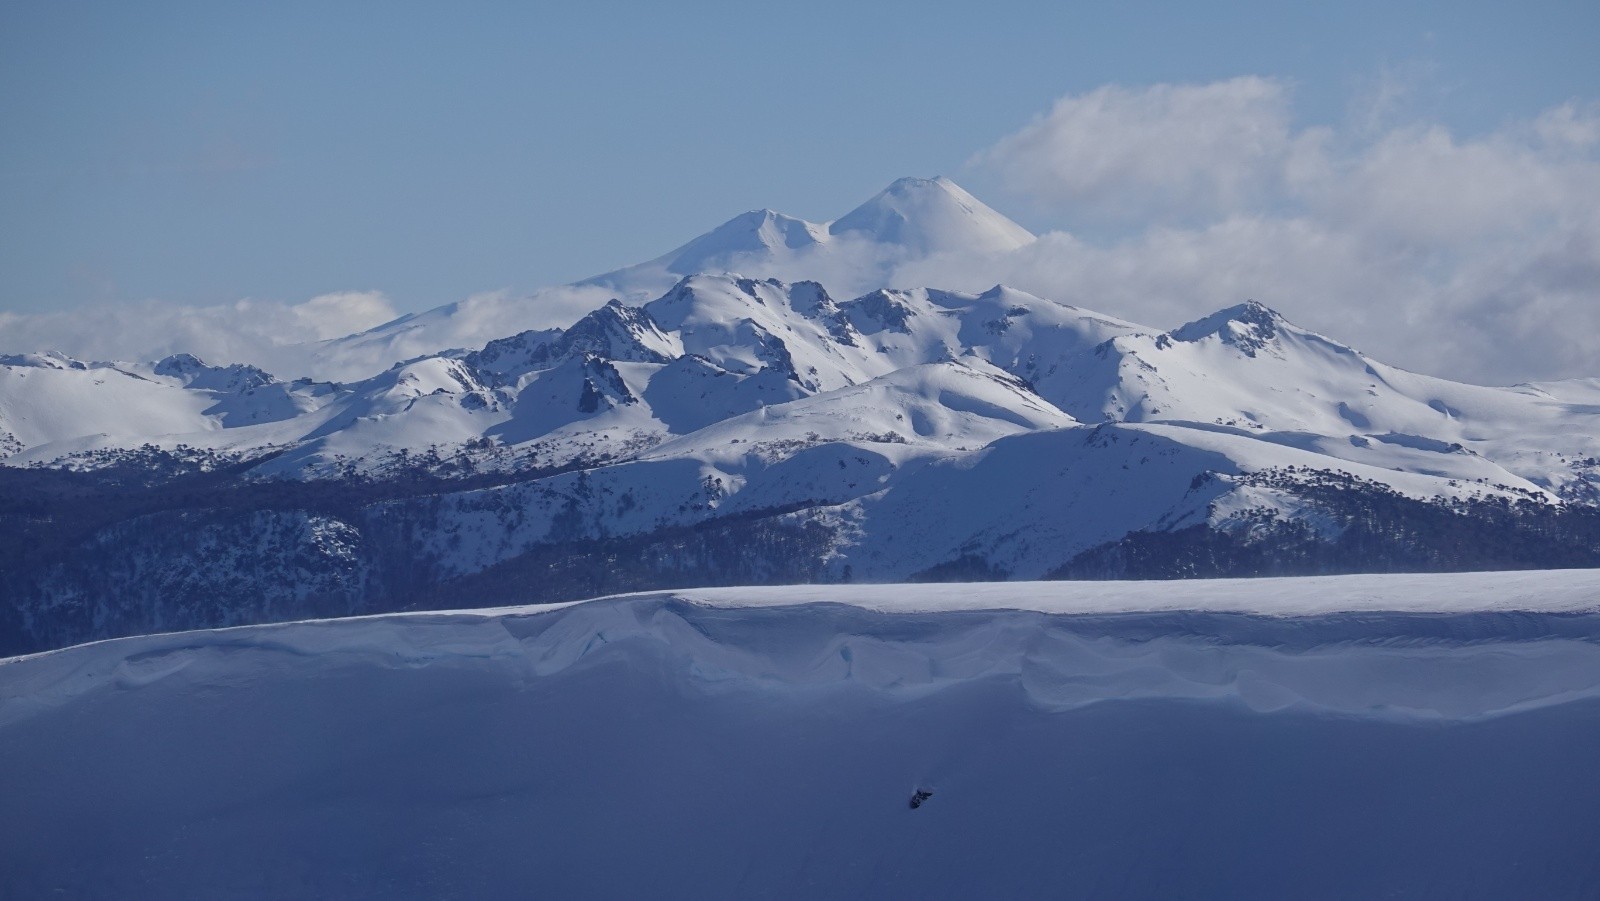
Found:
<box><xmin>0</xmin><ymin>279</ymin><xmax>630</xmax><ymax>383</ymax></box>
<box><xmin>0</xmin><ymin>282</ymin><xmax>627</xmax><ymax>383</ymax></box>
<box><xmin>1311</xmin><ymin>125</ymin><xmax>1582</xmax><ymax>245</ymax></box>
<box><xmin>0</xmin><ymin>292</ymin><xmax>397</xmax><ymax>377</ymax></box>
<box><xmin>286</xmin><ymin>291</ymin><xmax>398</xmax><ymax>340</ymax></box>
<box><xmin>892</xmin><ymin>216</ymin><xmax>1426</xmax><ymax>359</ymax></box>
<box><xmin>445</xmin><ymin>285</ymin><xmax>617</xmax><ymax>346</ymax></box>
<box><xmin>961</xmin><ymin>79</ymin><xmax>1600</xmax><ymax>385</ymax></box>
<box><xmin>972</xmin><ymin>77</ymin><xmax>1296</xmax><ymax>222</ymax></box>
<box><xmin>1534</xmin><ymin>102</ymin><xmax>1600</xmax><ymax>151</ymax></box>
<box><xmin>289</xmin><ymin>285</ymin><xmax>622</xmax><ymax>383</ymax></box>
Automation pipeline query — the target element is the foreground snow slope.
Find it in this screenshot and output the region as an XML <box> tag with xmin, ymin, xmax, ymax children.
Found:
<box><xmin>4</xmin><ymin>572</ymin><xmax>1600</xmax><ymax>899</ymax></box>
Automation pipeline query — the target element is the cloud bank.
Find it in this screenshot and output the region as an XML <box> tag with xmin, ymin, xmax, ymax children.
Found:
<box><xmin>0</xmin><ymin>292</ymin><xmax>398</xmax><ymax>379</ymax></box>
<box><xmin>0</xmin><ymin>286</ymin><xmax>611</xmax><ymax>383</ymax></box>
<box><xmin>0</xmin><ymin>291</ymin><xmax>395</xmax><ymax>364</ymax></box>
<box><xmin>975</xmin><ymin>76</ymin><xmax>1300</xmax><ymax>222</ymax></box>
<box><xmin>933</xmin><ymin>77</ymin><xmax>1600</xmax><ymax>386</ymax></box>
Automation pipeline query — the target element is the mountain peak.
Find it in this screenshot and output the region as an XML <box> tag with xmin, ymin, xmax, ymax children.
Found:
<box><xmin>1167</xmin><ymin>301</ymin><xmax>1291</xmax><ymax>357</ymax></box>
<box><xmin>578</xmin><ymin>177</ymin><xmax>1036</xmax><ymax>303</ymax></box>
<box><xmin>1171</xmin><ymin>301</ymin><xmax>1286</xmax><ymax>338</ymax></box>
<box><xmin>153</xmin><ymin>352</ymin><xmax>210</xmax><ymax>375</ymax></box>
<box><xmin>829</xmin><ymin>176</ymin><xmax>1035</xmax><ymax>255</ymax></box>
<box><xmin>154</xmin><ymin>352</ymin><xmax>276</xmax><ymax>390</ymax></box>
<box><xmin>663</xmin><ymin>208</ymin><xmax>826</xmax><ymax>275</ymax></box>
<box><xmin>884</xmin><ymin>175</ymin><xmax>957</xmax><ymax>194</ymax></box>
<box><xmin>0</xmin><ymin>350</ymin><xmax>88</xmax><ymax>371</ymax></box>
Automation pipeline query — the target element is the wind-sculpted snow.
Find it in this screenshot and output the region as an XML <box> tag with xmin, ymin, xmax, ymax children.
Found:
<box><xmin>3</xmin><ymin>573</ymin><xmax>1600</xmax><ymax>898</ymax></box>
<box><xmin>8</xmin><ymin>574</ymin><xmax>1600</xmax><ymax>725</ymax></box>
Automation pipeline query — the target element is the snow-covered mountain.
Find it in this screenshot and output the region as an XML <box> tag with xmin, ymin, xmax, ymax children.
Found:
<box><xmin>4</xmin><ymin>179</ymin><xmax>1600</xmax><ymax>654</ymax></box>
<box><xmin>587</xmin><ymin>175</ymin><xmax>1035</xmax><ymax>296</ymax></box>
<box><xmin>283</xmin><ymin>176</ymin><xmax>1037</xmax><ymax>379</ymax></box>
<box><xmin>5</xmin><ymin>274</ymin><xmax>1594</xmax><ymax>500</ymax></box>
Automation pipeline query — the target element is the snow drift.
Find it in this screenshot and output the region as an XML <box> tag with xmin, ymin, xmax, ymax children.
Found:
<box><xmin>4</xmin><ymin>572</ymin><xmax>1600</xmax><ymax>899</ymax></box>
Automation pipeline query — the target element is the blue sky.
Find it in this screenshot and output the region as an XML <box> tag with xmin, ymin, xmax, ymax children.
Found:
<box><xmin>2</xmin><ymin>0</ymin><xmax>1595</xmax><ymax>313</ymax></box>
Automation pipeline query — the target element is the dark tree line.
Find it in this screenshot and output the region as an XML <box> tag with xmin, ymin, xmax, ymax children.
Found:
<box><xmin>7</xmin><ymin>456</ymin><xmax>1600</xmax><ymax>657</ymax></box>
<box><xmin>1052</xmin><ymin>471</ymin><xmax>1600</xmax><ymax>579</ymax></box>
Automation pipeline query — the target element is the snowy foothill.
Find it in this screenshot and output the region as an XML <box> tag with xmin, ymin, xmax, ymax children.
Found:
<box><xmin>6</xmin><ymin>175</ymin><xmax>1600</xmax><ymax>663</ymax></box>
<box><xmin>3</xmin><ymin>572</ymin><xmax>1600</xmax><ymax>898</ymax></box>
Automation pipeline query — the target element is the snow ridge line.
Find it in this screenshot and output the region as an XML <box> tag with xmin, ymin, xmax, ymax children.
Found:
<box><xmin>6</xmin><ymin>578</ymin><xmax>1600</xmax><ymax>727</ymax></box>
